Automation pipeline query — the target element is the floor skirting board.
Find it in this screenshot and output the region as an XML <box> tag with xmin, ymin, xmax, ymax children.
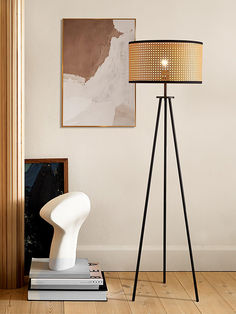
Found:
<box><xmin>77</xmin><ymin>245</ymin><xmax>236</xmax><ymax>271</ymax></box>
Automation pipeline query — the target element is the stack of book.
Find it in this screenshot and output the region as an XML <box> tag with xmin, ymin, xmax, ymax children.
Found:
<box><xmin>28</xmin><ymin>258</ymin><xmax>107</xmax><ymax>301</ymax></box>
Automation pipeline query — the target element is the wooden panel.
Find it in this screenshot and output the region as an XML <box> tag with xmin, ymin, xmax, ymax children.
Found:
<box><xmin>0</xmin><ymin>0</ymin><xmax>8</xmax><ymax>290</ymax></box>
<box><xmin>0</xmin><ymin>0</ymin><xmax>24</xmax><ymax>289</ymax></box>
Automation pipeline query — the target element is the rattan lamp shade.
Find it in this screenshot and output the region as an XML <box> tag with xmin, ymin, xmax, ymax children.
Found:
<box><xmin>129</xmin><ymin>40</ymin><xmax>203</xmax><ymax>83</ymax></box>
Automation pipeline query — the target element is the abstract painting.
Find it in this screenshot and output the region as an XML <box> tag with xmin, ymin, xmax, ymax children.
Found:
<box><xmin>62</xmin><ymin>19</ymin><xmax>136</xmax><ymax>127</ymax></box>
<box><xmin>24</xmin><ymin>159</ymin><xmax>68</xmax><ymax>273</ymax></box>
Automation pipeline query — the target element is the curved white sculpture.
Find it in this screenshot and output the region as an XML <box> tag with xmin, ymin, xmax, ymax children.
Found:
<box><xmin>40</xmin><ymin>192</ymin><xmax>90</xmax><ymax>271</ymax></box>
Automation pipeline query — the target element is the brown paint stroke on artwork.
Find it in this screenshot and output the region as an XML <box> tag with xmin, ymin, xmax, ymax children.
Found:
<box><xmin>63</xmin><ymin>19</ymin><xmax>123</xmax><ymax>82</ymax></box>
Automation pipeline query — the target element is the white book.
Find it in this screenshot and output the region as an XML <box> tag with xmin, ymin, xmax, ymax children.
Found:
<box><xmin>29</xmin><ymin>258</ymin><xmax>90</xmax><ymax>279</ymax></box>
<box><xmin>28</xmin><ymin>272</ymin><xmax>107</xmax><ymax>301</ymax></box>
<box><xmin>30</xmin><ymin>284</ymin><xmax>99</xmax><ymax>290</ymax></box>
<box><xmin>30</xmin><ymin>262</ymin><xmax>103</xmax><ymax>289</ymax></box>
<box><xmin>28</xmin><ymin>289</ymin><xmax>107</xmax><ymax>301</ymax></box>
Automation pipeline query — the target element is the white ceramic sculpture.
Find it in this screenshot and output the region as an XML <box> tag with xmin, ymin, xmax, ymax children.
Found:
<box><xmin>40</xmin><ymin>192</ymin><xmax>90</xmax><ymax>271</ymax></box>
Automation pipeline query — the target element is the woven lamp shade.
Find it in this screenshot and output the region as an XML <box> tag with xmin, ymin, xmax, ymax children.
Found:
<box><xmin>129</xmin><ymin>40</ymin><xmax>203</xmax><ymax>83</ymax></box>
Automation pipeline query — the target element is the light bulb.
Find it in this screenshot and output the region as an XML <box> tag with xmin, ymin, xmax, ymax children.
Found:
<box><xmin>161</xmin><ymin>59</ymin><xmax>168</xmax><ymax>67</ymax></box>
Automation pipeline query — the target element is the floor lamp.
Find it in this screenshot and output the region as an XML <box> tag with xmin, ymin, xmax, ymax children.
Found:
<box><xmin>129</xmin><ymin>40</ymin><xmax>203</xmax><ymax>302</ymax></box>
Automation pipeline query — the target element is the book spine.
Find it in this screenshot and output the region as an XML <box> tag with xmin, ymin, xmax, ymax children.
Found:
<box><xmin>31</xmin><ymin>279</ymin><xmax>103</xmax><ymax>285</ymax></box>
<box><xmin>30</xmin><ymin>284</ymin><xmax>99</xmax><ymax>290</ymax></box>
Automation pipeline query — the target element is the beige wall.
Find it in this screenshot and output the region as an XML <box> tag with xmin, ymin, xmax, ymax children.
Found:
<box><xmin>25</xmin><ymin>0</ymin><xmax>236</xmax><ymax>270</ymax></box>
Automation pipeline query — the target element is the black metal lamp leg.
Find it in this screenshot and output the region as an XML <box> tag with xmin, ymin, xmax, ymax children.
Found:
<box><xmin>163</xmin><ymin>92</ymin><xmax>167</xmax><ymax>284</ymax></box>
<box><xmin>168</xmin><ymin>98</ymin><xmax>199</xmax><ymax>302</ymax></box>
<box><xmin>132</xmin><ymin>98</ymin><xmax>162</xmax><ymax>302</ymax></box>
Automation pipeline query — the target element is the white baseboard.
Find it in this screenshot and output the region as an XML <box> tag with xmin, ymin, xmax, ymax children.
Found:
<box><xmin>77</xmin><ymin>245</ymin><xmax>236</xmax><ymax>271</ymax></box>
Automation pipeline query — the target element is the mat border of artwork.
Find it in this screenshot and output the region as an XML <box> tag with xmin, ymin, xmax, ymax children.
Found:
<box><xmin>61</xmin><ymin>18</ymin><xmax>136</xmax><ymax>128</ymax></box>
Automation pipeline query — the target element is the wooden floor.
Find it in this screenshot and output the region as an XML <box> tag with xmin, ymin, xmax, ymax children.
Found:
<box><xmin>1</xmin><ymin>272</ymin><xmax>236</xmax><ymax>313</ymax></box>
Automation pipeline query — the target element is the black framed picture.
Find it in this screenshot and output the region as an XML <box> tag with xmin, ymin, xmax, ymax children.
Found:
<box><xmin>24</xmin><ymin>158</ymin><xmax>68</xmax><ymax>273</ymax></box>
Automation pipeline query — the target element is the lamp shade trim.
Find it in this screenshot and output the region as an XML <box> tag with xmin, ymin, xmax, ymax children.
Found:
<box><xmin>129</xmin><ymin>40</ymin><xmax>203</xmax><ymax>44</ymax></box>
<box><xmin>129</xmin><ymin>81</ymin><xmax>202</xmax><ymax>84</ymax></box>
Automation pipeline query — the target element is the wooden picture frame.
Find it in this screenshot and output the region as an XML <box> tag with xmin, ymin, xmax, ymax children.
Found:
<box><xmin>25</xmin><ymin>158</ymin><xmax>68</xmax><ymax>192</ymax></box>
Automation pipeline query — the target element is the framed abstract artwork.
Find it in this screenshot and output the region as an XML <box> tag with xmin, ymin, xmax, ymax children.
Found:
<box><xmin>24</xmin><ymin>158</ymin><xmax>68</xmax><ymax>273</ymax></box>
<box><xmin>62</xmin><ymin>18</ymin><xmax>136</xmax><ymax>127</ymax></box>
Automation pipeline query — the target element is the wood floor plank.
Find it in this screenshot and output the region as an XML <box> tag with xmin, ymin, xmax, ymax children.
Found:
<box><xmin>1</xmin><ymin>280</ymin><xmax>63</xmax><ymax>314</ymax></box>
<box><xmin>30</xmin><ymin>300</ymin><xmax>64</xmax><ymax>314</ymax></box>
<box><xmin>175</xmin><ymin>272</ymin><xmax>235</xmax><ymax>314</ymax></box>
<box><xmin>229</xmin><ymin>272</ymin><xmax>236</xmax><ymax>281</ymax></box>
<box><xmin>105</xmin><ymin>271</ymin><xmax>119</xmax><ymax>279</ymax></box>
<box><xmin>146</xmin><ymin>272</ymin><xmax>200</xmax><ymax>313</ymax></box>
<box><xmin>6</xmin><ymin>286</ymin><xmax>31</xmax><ymax>314</ymax></box>
<box><xmin>202</xmin><ymin>272</ymin><xmax>236</xmax><ymax>311</ymax></box>
<box><xmin>119</xmin><ymin>272</ymin><xmax>166</xmax><ymax>314</ymax></box>
<box><xmin>64</xmin><ymin>301</ymin><xmax>96</xmax><ymax>314</ymax></box>
<box><xmin>0</xmin><ymin>289</ymin><xmax>10</xmax><ymax>314</ymax></box>
<box><xmin>95</xmin><ymin>272</ymin><xmax>131</xmax><ymax>314</ymax></box>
